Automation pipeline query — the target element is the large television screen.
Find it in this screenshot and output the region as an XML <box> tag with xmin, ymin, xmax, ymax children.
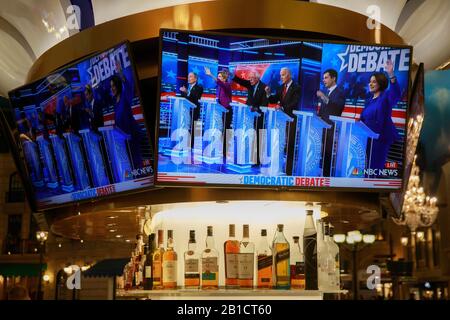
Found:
<box><xmin>6</xmin><ymin>42</ymin><xmax>154</xmax><ymax>210</ymax></box>
<box><xmin>155</xmin><ymin>29</ymin><xmax>412</xmax><ymax>190</ymax></box>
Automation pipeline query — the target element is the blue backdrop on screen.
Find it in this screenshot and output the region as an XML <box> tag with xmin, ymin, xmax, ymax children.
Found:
<box><xmin>8</xmin><ymin>42</ymin><xmax>154</xmax><ymax>210</ymax></box>
<box><xmin>156</xmin><ymin>30</ymin><xmax>411</xmax><ymax>190</ymax></box>
<box><xmin>320</xmin><ymin>43</ymin><xmax>410</xmax><ymax>100</ymax></box>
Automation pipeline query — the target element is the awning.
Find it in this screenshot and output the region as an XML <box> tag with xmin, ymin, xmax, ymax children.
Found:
<box><xmin>0</xmin><ymin>263</ymin><xmax>47</xmax><ymax>277</ymax></box>
<box><xmin>83</xmin><ymin>258</ymin><xmax>129</xmax><ymax>278</ymax></box>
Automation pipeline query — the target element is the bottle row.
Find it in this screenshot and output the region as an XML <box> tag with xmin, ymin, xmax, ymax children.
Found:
<box><xmin>122</xmin><ymin>210</ymin><xmax>341</xmax><ymax>291</ymax></box>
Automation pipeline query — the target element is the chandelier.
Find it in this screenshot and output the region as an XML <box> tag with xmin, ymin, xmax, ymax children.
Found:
<box><xmin>392</xmin><ymin>155</ymin><xmax>438</xmax><ymax>232</ymax></box>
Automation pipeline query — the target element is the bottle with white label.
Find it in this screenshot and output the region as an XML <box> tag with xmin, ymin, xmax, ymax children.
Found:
<box><xmin>201</xmin><ymin>226</ymin><xmax>219</xmax><ymax>289</ymax></box>
<box><xmin>162</xmin><ymin>230</ymin><xmax>177</xmax><ymax>289</ymax></box>
<box><xmin>238</xmin><ymin>224</ymin><xmax>255</xmax><ymax>289</ymax></box>
<box><xmin>184</xmin><ymin>230</ymin><xmax>200</xmax><ymax>289</ymax></box>
<box><xmin>143</xmin><ymin>233</ymin><xmax>155</xmax><ymax>290</ymax></box>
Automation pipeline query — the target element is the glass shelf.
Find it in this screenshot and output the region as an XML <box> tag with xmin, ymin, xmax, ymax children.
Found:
<box><xmin>116</xmin><ymin>288</ymin><xmax>346</xmax><ymax>300</ymax></box>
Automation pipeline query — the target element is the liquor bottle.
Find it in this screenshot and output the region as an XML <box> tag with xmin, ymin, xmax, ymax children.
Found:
<box><xmin>123</xmin><ymin>255</ymin><xmax>134</xmax><ymax>290</ymax></box>
<box><xmin>152</xmin><ymin>229</ymin><xmax>165</xmax><ymax>289</ymax></box>
<box><xmin>328</xmin><ymin>224</ymin><xmax>341</xmax><ymax>291</ymax></box>
<box><xmin>303</xmin><ymin>210</ymin><xmax>318</xmax><ymax>290</ymax></box>
<box><xmin>257</xmin><ymin>229</ymin><xmax>273</xmax><ymax>289</ymax></box>
<box><xmin>317</xmin><ymin>219</ymin><xmax>329</xmax><ymax>291</ymax></box>
<box><xmin>238</xmin><ymin>224</ymin><xmax>255</xmax><ymax>289</ymax></box>
<box><xmin>273</xmin><ymin>224</ymin><xmax>290</xmax><ymax>289</ymax></box>
<box><xmin>162</xmin><ymin>230</ymin><xmax>178</xmax><ymax>289</ymax></box>
<box><xmin>290</xmin><ymin>236</ymin><xmax>305</xmax><ymax>289</ymax></box>
<box><xmin>323</xmin><ymin>223</ymin><xmax>336</xmax><ymax>290</ymax></box>
<box><xmin>201</xmin><ymin>226</ymin><xmax>219</xmax><ymax>289</ymax></box>
<box><xmin>143</xmin><ymin>233</ymin><xmax>155</xmax><ymax>290</ymax></box>
<box><xmin>132</xmin><ymin>251</ymin><xmax>141</xmax><ymax>289</ymax></box>
<box><xmin>135</xmin><ymin>245</ymin><xmax>145</xmax><ymax>289</ymax></box>
<box><xmin>184</xmin><ymin>230</ymin><xmax>200</xmax><ymax>289</ymax></box>
<box><xmin>224</xmin><ymin>224</ymin><xmax>239</xmax><ymax>289</ymax></box>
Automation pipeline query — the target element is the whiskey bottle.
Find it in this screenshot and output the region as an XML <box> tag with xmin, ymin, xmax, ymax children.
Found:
<box><xmin>329</xmin><ymin>224</ymin><xmax>341</xmax><ymax>291</ymax></box>
<box><xmin>152</xmin><ymin>229</ymin><xmax>165</xmax><ymax>289</ymax></box>
<box><xmin>303</xmin><ymin>210</ymin><xmax>318</xmax><ymax>290</ymax></box>
<box><xmin>184</xmin><ymin>230</ymin><xmax>200</xmax><ymax>289</ymax></box>
<box><xmin>143</xmin><ymin>233</ymin><xmax>155</xmax><ymax>290</ymax></box>
<box><xmin>238</xmin><ymin>224</ymin><xmax>255</xmax><ymax>289</ymax></box>
<box><xmin>162</xmin><ymin>230</ymin><xmax>178</xmax><ymax>289</ymax></box>
<box><xmin>290</xmin><ymin>236</ymin><xmax>305</xmax><ymax>290</ymax></box>
<box><xmin>224</xmin><ymin>224</ymin><xmax>239</xmax><ymax>289</ymax></box>
<box><xmin>273</xmin><ymin>224</ymin><xmax>290</xmax><ymax>289</ymax></box>
<box><xmin>201</xmin><ymin>226</ymin><xmax>219</xmax><ymax>289</ymax></box>
<box><xmin>257</xmin><ymin>229</ymin><xmax>273</xmax><ymax>289</ymax></box>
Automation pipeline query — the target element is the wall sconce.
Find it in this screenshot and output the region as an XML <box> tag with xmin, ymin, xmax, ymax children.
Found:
<box><xmin>401</xmin><ymin>236</ymin><xmax>409</xmax><ymax>246</ymax></box>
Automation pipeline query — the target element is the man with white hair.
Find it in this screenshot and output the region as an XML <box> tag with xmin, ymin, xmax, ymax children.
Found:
<box><xmin>232</xmin><ymin>70</ymin><xmax>268</xmax><ymax>113</ymax></box>
<box><xmin>265</xmin><ymin>67</ymin><xmax>301</xmax><ymax>175</ymax></box>
<box><xmin>265</xmin><ymin>67</ymin><xmax>301</xmax><ymax>117</ymax></box>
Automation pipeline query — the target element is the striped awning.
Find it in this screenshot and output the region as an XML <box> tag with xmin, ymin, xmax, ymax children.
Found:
<box><xmin>0</xmin><ymin>263</ymin><xmax>47</xmax><ymax>277</ymax></box>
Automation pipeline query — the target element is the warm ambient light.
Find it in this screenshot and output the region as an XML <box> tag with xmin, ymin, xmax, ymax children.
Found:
<box><xmin>401</xmin><ymin>236</ymin><xmax>409</xmax><ymax>246</ymax></box>
<box><xmin>333</xmin><ymin>234</ymin><xmax>346</xmax><ymax>243</ymax></box>
<box><xmin>81</xmin><ymin>265</ymin><xmax>91</xmax><ymax>271</ymax></box>
<box><xmin>363</xmin><ymin>234</ymin><xmax>376</xmax><ymax>244</ymax></box>
<box><xmin>416</xmin><ymin>231</ymin><xmax>425</xmax><ymax>241</ymax></box>
<box><xmin>36</xmin><ymin>231</ymin><xmax>48</xmax><ymax>242</ymax></box>
<box><xmin>64</xmin><ymin>266</ymin><xmax>73</xmax><ymax>274</ymax></box>
<box><xmin>43</xmin><ymin>275</ymin><xmax>50</xmax><ymax>282</ymax></box>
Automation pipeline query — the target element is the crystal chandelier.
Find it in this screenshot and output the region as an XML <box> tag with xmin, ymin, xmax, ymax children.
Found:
<box><xmin>392</xmin><ymin>155</ymin><xmax>438</xmax><ymax>232</ymax></box>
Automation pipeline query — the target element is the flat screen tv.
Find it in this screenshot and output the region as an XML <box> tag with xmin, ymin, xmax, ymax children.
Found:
<box><xmin>4</xmin><ymin>41</ymin><xmax>154</xmax><ymax>211</ymax></box>
<box><xmin>155</xmin><ymin>29</ymin><xmax>412</xmax><ymax>191</ymax></box>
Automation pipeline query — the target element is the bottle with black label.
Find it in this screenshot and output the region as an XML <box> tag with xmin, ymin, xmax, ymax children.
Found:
<box><xmin>257</xmin><ymin>229</ymin><xmax>273</xmax><ymax>289</ymax></box>
<box><xmin>272</xmin><ymin>224</ymin><xmax>290</xmax><ymax>289</ymax></box>
<box><xmin>143</xmin><ymin>233</ymin><xmax>155</xmax><ymax>290</ymax></box>
<box><xmin>184</xmin><ymin>230</ymin><xmax>200</xmax><ymax>289</ymax></box>
<box><xmin>303</xmin><ymin>210</ymin><xmax>318</xmax><ymax>290</ymax></box>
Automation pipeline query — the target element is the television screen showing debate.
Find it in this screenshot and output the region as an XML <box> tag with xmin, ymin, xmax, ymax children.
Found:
<box><xmin>156</xmin><ymin>30</ymin><xmax>411</xmax><ymax>190</ymax></box>
<box><xmin>8</xmin><ymin>42</ymin><xmax>154</xmax><ymax>210</ymax></box>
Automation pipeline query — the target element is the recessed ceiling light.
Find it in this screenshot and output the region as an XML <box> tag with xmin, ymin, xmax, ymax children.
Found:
<box><xmin>341</xmin><ymin>220</ymin><xmax>350</xmax><ymax>224</ymax></box>
<box><xmin>115</xmin><ymin>234</ymin><xmax>123</xmax><ymax>238</ymax></box>
<box><xmin>109</xmin><ymin>229</ymin><xmax>117</xmax><ymax>233</ymax></box>
<box><xmin>125</xmin><ymin>239</ymin><xmax>131</xmax><ymax>242</ymax></box>
<box><xmin>107</xmin><ymin>216</ymin><xmax>119</xmax><ymax>219</ymax></box>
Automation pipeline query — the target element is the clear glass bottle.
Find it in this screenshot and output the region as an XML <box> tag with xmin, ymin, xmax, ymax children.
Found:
<box><xmin>184</xmin><ymin>230</ymin><xmax>200</xmax><ymax>289</ymax></box>
<box><xmin>152</xmin><ymin>229</ymin><xmax>165</xmax><ymax>289</ymax></box>
<box><xmin>224</xmin><ymin>224</ymin><xmax>239</xmax><ymax>289</ymax></box>
<box><xmin>273</xmin><ymin>224</ymin><xmax>290</xmax><ymax>289</ymax></box>
<box><xmin>329</xmin><ymin>223</ymin><xmax>341</xmax><ymax>290</ymax></box>
<box><xmin>290</xmin><ymin>236</ymin><xmax>305</xmax><ymax>290</ymax></box>
<box><xmin>201</xmin><ymin>226</ymin><xmax>219</xmax><ymax>289</ymax></box>
<box><xmin>317</xmin><ymin>219</ymin><xmax>329</xmax><ymax>291</ymax></box>
<box><xmin>238</xmin><ymin>224</ymin><xmax>255</xmax><ymax>289</ymax></box>
<box><xmin>326</xmin><ymin>224</ymin><xmax>337</xmax><ymax>289</ymax></box>
<box><xmin>303</xmin><ymin>210</ymin><xmax>318</xmax><ymax>290</ymax></box>
<box><xmin>162</xmin><ymin>230</ymin><xmax>177</xmax><ymax>289</ymax></box>
<box><xmin>257</xmin><ymin>229</ymin><xmax>273</xmax><ymax>289</ymax></box>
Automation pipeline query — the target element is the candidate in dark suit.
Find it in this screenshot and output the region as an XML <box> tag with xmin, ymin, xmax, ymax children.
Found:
<box><xmin>316</xmin><ymin>69</ymin><xmax>346</xmax><ymax>177</ymax></box>
<box><xmin>265</xmin><ymin>67</ymin><xmax>301</xmax><ymax>175</ymax></box>
<box><xmin>62</xmin><ymin>95</ymin><xmax>81</xmax><ymax>133</ymax></box>
<box><xmin>232</xmin><ymin>71</ymin><xmax>268</xmax><ymax>164</ymax></box>
<box><xmin>82</xmin><ymin>84</ymin><xmax>104</xmax><ymax>131</ymax></box>
<box><xmin>180</xmin><ymin>72</ymin><xmax>203</xmax><ymax>124</ymax></box>
<box><xmin>360</xmin><ymin>60</ymin><xmax>400</xmax><ymax>174</ymax></box>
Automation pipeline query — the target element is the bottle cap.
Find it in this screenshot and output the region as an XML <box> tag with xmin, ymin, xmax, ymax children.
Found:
<box><xmin>293</xmin><ymin>236</ymin><xmax>300</xmax><ymax>243</ymax></box>
<box><xmin>207</xmin><ymin>226</ymin><xmax>213</xmax><ymax>236</ymax></box>
<box><xmin>277</xmin><ymin>224</ymin><xmax>284</xmax><ymax>231</ymax></box>
<box><xmin>261</xmin><ymin>229</ymin><xmax>267</xmax><ymax>236</ymax></box>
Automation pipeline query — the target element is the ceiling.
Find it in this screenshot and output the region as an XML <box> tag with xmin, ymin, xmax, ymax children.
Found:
<box><xmin>0</xmin><ymin>0</ymin><xmax>449</xmax><ymax>96</ymax></box>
